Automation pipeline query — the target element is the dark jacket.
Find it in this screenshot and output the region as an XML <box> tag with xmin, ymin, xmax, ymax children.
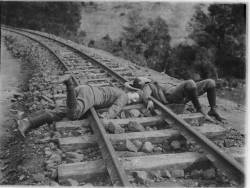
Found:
<box><xmin>141</xmin><ymin>81</ymin><xmax>176</xmax><ymax>104</ymax></box>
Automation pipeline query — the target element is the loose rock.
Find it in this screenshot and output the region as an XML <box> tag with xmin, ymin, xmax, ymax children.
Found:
<box><xmin>171</xmin><ymin>169</ymin><xmax>185</xmax><ymax>178</ymax></box>
<box><xmin>127</xmin><ymin>121</ymin><xmax>145</xmax><ymax>132</ymax></box>
<box><xmin>114</xmin><ymin>126</ymin><xmax>125</xmax><ymax>134</ymax></box>
<box><xmin>153</xmin><ymin>146</ymin><xmax>162</xmax><ymax>152</ymax></box>
<box><xmin>133</xmin><ymin>171</ymin><xmax>152</xmax><ymax>184</ymax></box>
<box><xmin>203</xmin><ymin>168</ymin><xmax>216</xmax><ymax>179</ymax></box>
<box><xmin>148</xmin><ymin>170</ymin><xmax>162</xmax><ymax>180</ymax></box>
<box><xmin>33</xmin><ymin>173</ymin><xmax>45</xmax><ymax>182</ymax></box>
<box><xmin>67</xmin><ymin>178</ymin><xmax>79</xmax><ymax>186</ymax></box>
<box><xmin>190</xmin><ymin>169</ymin><xmax>203</xmax><ymax>178</ymax></box>
<box><xmin>82</xmin><ymin>183</ymin><xmax>94</xmax><ymax>187</ymax></box>
<box><xmin>49</xmin><ymin>180</ymin><xmax>60</xmax><ymax>186</ymax></box>
<box><xmin>50</xmin><ymin>168</ymin><xmax>58</xmax><ymax>180</ymax></box>
<box><xmin>141</xmin><ymin>142</ymin><xmax>154</xmax><ymax>153</ymax></box>
<box><xmin>129</xmin><ymin>109</ymin><xmax>141</xmax><ymax>117</ymax></box>
<box><xmin>170</xmin><ymin>140</ymin><xmax>181</xmax><ymax>150</ymax></box>
<box><xmin>160</xmin><ymin>169</ymin><xmax>171</xmax><ymax>178</ymax></box>
<box><xmin>126</xmin><ymin>140</ymin><xmax>138</xmax><ymax>152</ymax></box>
<box><xmin>132</xmin><ymin>140</ymin><xmax>143</xmax><ymax>150</ymax></box>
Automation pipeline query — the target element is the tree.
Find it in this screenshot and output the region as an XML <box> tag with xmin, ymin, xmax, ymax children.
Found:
<box><xmin>121</xmin><ymin>13</ymin><xmax>171</xmax><ymax>71</ymax></box>
<box><xmin>0</xmin><ymin>2</ymin><xmax>81</xmax><ymax>38</ymax></box>
<box><xmin>189</xmin><ymin>4</ymin><xmax>246</xmax><ymax>78</ymax></box>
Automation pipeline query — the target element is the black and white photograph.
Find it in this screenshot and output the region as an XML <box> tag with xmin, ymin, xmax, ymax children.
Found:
<box><xmin>0</xmin><ymin>1</ymin><xmax>247</xmax><ymax>187</ymax></box>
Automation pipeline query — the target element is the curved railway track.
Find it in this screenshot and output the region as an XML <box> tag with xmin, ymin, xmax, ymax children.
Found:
<box><xmin>1</xmin><ymin>26</ymin><xmax>245</xmax><ymax>187</ymax></box>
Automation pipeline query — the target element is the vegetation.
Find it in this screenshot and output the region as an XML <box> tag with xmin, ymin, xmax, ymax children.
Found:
<box><xmin>188</xmin><ymin>4</ymin><xmax>246</xmax><ymax>79</ymax></box>
<box><xmin>1</xmin><ymin>2</ymin><xmax>246</xmax><ymax>80</ymax></box>
<box><xmin>0</xmin><ymin>2</ymin><xmax>82</xmax><ymax>41</ymax></box>
<box><xmin>93</xmin><ymin>4</ymin><xmax>246</xmax><ymax>80</ymax></box>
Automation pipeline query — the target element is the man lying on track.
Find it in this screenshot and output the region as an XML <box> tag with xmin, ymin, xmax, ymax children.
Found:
<box><xmin>17</xmin><ymin>75</ymin><xmax>141</xmax><ymax>137</ymax></box>
<box><xmin>125</xmin><ymin>77</ymin><xmax>225</xmax><ymax>122</ymax></box>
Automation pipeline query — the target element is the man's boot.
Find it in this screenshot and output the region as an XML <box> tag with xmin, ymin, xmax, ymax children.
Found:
<box><xmin>17</xmin><ymin>112</ymin><xmax>54</xmax><ymax>137</ymax></box>
<box><xmin>207</xmin><ymin>88</ymin><xmax>225</xmax><ymax>121</ymax></box>
<box><xmin>63</xmin><ymin>76</ymin><xmax>78</xmax><ymax>120</ymax></box>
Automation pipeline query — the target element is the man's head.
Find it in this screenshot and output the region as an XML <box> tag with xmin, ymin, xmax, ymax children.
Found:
<box><xmin>127</xmin><ymin>92</ymin><xmax>141</xmax><ymax>104</ymax></box>
<box><xmin>132</xmin><ymin>77</ymin><xmax>151</xmax><ymax>89</ymax></box>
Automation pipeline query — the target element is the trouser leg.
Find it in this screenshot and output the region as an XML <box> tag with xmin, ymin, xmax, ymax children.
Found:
<box><xmin>166</xmin><ymin>79</ymin><xmax>202</xmax><ymax>112</ymax></box>
<box><xmin>196</xmin><ymin>79</ymin><xmax>224</xmax><ymax>121</ymax></box>
<box><xmin>196</xmin><ymin>79</ymin><xmax>216</xmax><ymax>108</ymax></box>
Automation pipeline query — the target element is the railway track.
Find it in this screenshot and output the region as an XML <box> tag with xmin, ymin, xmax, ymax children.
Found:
<box><xmin>1</xmin><ymin>26</ymin><xmax>245</xmax><ymax>187</ymax></box>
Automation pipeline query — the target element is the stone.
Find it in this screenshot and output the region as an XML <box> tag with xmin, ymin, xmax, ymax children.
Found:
<box><xmin>153</xmin><ymin>146</ymin><xmax>162</xmax><ymax>153</ymax></box>
<box><xmin>203</xmin><ymin>168</ymin><xmax>216</xmax><ymax>179</ymax></box>
<box><xmin>133</xmin><ymin>171</ymin><xmax>152</xmax><ymax>184</ymax></box>
<box><xmin>127</xmin><ymin>121</ymin><xmax>145</xmax><ymax>132</ymax></box>
<box><xmin>33</xmin><ymin>173</ymin><xmax>45</xmax><ymax>182</ymax></box>
<box><xmin>19</xmin><ymin>175</ymin><xmax>25</xmax><ymax>181</ymax></box>
<box><xmin>160</xmin><ymin>169</ymin><xmax>171</xmax><ymax>178</ymax></box>
<box><xmin>170</xmin><ymin>140</ymin><xmax>181</xmax><ymax>150</ymax></box>
<box><xmin>49</xmin><ymin>180</ymin><xmax>59</xmax><ymax>186</ymax></box>
<box><xmin>145</xmin><ymin>127</ymin><xmax>153</xmax><ymax>131</ymax></box>
<box><xmin>141</xmin><ymin>142</ymin><xmax>154</xmax><ymax>153</ymax></box>
<box><xmin>67</xmin><ymin>178</ymin><xmax>79</xmax><ymax>186</ymax></box>
<box><xmin>49</xmin><ymin>153</ymin><xmax>62</xmax><ymax>164</ymax></box>
<box><xmin>82</xmin><ymin>183</ymin><xmax>94</xmax><ymax>187</ymax></box>
<box><xmin>45</xmin><ymin>150</ymin><xmax>52</xmax><ymax>157</ymax></box>
<box><xmin>120</xmin><ymin>111</ymin><xmax>126</xmax><ymax>119</ymax></box>
<box><xmin>190</xmin><ymin>169</ymin><xmax>203</xmax><ymax>178</ymax></box>
<box><xmin>171</xmin><ymin>169</ymin><xmax>185</xmax><ymax>178</ymax></box>
<box><xmin>49</xmin><ymin>142</ymin><xmax>57</xmax><ymax>150</ymax></box>
<box><xmin>114</xmin><ymin>126</ymin><xmax>125</xmax><ymax>134</ymax></box>
<box><xmin>132</xmin><ymin>140</ymin><xmax>143</xmax><ymax>150</ymax></box>
<box><xmin>129</xmin><ymin>109</ymin><xmax>141</xmax><ymax>118</ymax></box>
<box><xmin>13</xmin><ymin>92</ymin><xmax>23</xmax><ymax>99</ymax></box>
<box><xmin>148</xmin><ymin>170</ymin><xmax>162</xmax><ymax>180</ymax></box>
<box><xmin>106</xmin><ymin>123</ymin><xmax>116</xmax><ymax>133</ymax></box>
<box><xmin>126</xmin><ymin>140</ymin><xmax>138</xmax><ymax>152</ymax></box>
<box><xmin>50</xmin><ymin>168</ymin><xmax>58</xmax><ymax>180</ymax></box>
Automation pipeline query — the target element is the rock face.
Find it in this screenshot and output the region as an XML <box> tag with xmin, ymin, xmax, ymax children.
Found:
<box><xmin>127</xmin><ymin>121</ymin><xmax>145</xmax><ymax>132</ymax></box>
<box><xmin>141</xmin><ymin>142</ymin><xmax>154</xmax><ymax>153</ymax></box>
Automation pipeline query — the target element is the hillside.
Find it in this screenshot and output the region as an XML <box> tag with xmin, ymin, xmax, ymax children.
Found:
<box><xmin>79</xmin><ymin>2</ymin><xmax>197</xmax><ymax>46</ymax></box>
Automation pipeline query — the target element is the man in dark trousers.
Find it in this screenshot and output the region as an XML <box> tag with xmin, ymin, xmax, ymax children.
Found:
<box><xmin>18</xmin><ymin>75</ymin><xmax>141</xmax><ymax>137</ymax></box>
<box><xmin>126</xmin><ymin>77</ymin><xmax>224</xmax><ymax>121</ymax></box>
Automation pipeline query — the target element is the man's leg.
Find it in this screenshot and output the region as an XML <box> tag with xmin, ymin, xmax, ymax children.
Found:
<box><xmin>166</xmin><ymin>80</ymin><xmax>202</xmax><ymax>112</ymax></box>
<box><xmin>196</xmin><ymin>79</ymin><xmax>225</xmax><ymax>121</ymax></box>
<box><xmin>17</xmin><ymin>109</ymin><xmax>65</xmax><ymax>137</ymax></box>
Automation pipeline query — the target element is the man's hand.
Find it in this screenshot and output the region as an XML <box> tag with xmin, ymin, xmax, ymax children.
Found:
<box><xmin>147</xmin><ymin>100</ymin><xmax>154</xmax><ymax>111</ymax></box>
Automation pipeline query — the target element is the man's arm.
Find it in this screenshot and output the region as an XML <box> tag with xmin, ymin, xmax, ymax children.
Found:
<box><xmin>141</xmin><ymin>84</ymin><xmax>154</xmax><ymax>110</ymax></box>
<box><xmin>104</xmin><ymin>94</ymin><xmax>128</xmax><ymax>119</ymax></box>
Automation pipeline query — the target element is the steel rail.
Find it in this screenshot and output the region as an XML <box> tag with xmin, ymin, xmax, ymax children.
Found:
<box><xmin>1</xmin><ymin>27</ymin><xmax>131</xmax><ymax>186</ymax></box>
<box><xmin>2</xmin><ymin>26</ymin><xmax>245</xmax><ymax>184</ymax></box>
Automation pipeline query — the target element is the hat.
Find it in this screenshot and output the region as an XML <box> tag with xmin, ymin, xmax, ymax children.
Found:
<box><xmin>124</xmin><ymin>77</ymin><xmax>151</xmax><ymax>91</ymax></box>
